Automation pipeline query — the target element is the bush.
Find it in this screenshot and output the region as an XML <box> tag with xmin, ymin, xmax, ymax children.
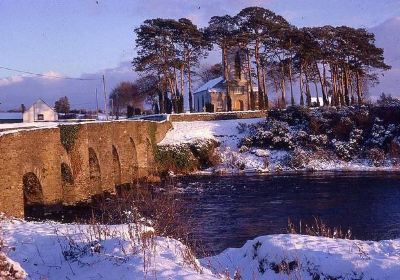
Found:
<box><xmin>237</xmin><ymin>106</ymin><xmax>400</xmax><ymax>166</ymax></box>
<box><xmin>0</xmin><ymin>223</ymin><xmax>25</xmax><ymax>280</ymax></box>
<box><xmin>389</xmin><ymin>137</ymin><xmax>400</xmax><ymax>157</ymax></box>
<box><xmin>189</xmin><ymin>139</ymin><xmax>219</xmax><ymax>169</ymax></box>
<box><xmin>155</xmin><ymin>140</ymin><xmax>219</xmax><ymax>175</ymax></box>
<box><xmin>332</xmin><ymin>117</ymin><xmax>354</xmax><ymax>141</ymax></box>
<box><xmin>241</xmin><ymin>120</ymin><xmax>294</xmax><ymax>150</ymax></box>
<box><xmin>309</xmin><ymin>134</ymin><xmax>328</xmax><ymax>150</ymax></box>
<box><xmin>288</xmin><ymin>217</ymin><xmax>352</xmax><ymax>239</ymax></box>
<box><xmin>368</xmin><ymin>118</ymin><xmax>397</xmax><ymax>148</ymax></box>
<box><xmin>332</xmin><ymin>140</ymin><xmax>355</xmax><ymax>161</ymax></box>
<box><xmin>155</xmin><ymin>145</ymin><xmax>198</xmax><ymax>174</ymax></box>
<box><xmin>288</xmin><ymin>148</ymin><xmax>309</xmax><ymax>169</ymax></box>
<box><xmin>366</xmin><ymin>148</ymin><xmax>385</xmax><ymax>167</ymax></box>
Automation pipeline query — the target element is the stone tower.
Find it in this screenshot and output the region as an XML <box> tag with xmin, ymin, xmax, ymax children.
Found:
<box><xmin>225</xmin><ymin>47</ymin><xmax>250</xmax><ymax>111</ymax></box>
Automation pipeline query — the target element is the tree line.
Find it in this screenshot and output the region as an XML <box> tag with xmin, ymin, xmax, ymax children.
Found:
<box><xmin>132</xmin><ymin>6</ymin><xmax>390</xmax><ymax>113</ymax></box>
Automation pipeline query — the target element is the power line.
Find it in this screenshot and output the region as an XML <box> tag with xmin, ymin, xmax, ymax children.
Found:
<box><xmin>0</xmin><ymin>65</ymin><xmax>101</xmax><ymax>81</ymax></box>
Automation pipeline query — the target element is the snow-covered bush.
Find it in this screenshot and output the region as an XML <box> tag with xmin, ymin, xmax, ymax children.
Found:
<box><xmin>155</xmin><ymin>144</ymin><xmax>198</xmax><ymax>174</ymax></box>
<box><xmin>0</xmin><ymin>253</ymin><xmax>25</xmax><ymax>280</ymax></box>
<box><xmin>241</xmin><ymin>120</ymin><xmax>294</xmax><ymax>150</ymax></box>
<box><xmin>389</xmin><ymin>136</ymin><xmax>400</xmax><ymax>157</ymax></box>
<box><xmin>332</xmin><ymin>140</ymin><xmax>355</xmax><ymax>161</ymax></box>
<box><xmin>366</xmin><ymin>148</ymin><xmax>386</xmax><ymax>167</ymax></box>
<box><xmin>376</xmin><ymin>93</ymin><xmax>400</xmax><ymax>107</ymax></box>
<box><xmin>156</xmin><ymin>140</ymin><xmax>219</xmax><ymax>174</ymax></box>
<box><xmin>287</xmin><ymin>148</ymin><xmax>309</xmax><ymax>169</ymax></box>
<box><xmin>309</xmin><ymin>134</ymin><xmax>328</xmax><ymax>149</ymax></box>
<box><xmin>0</xmin><ymin>223</ymin><xmax>25</xmax><ymax>280</ymax></box>
<box><xmin>368</xmin><ymin>118</ymin><xmax>397</xmax><ymax>148</ymax></box>
<box><xmin>235</xmin><ymin>106</ymin><xmax>400</xmax><ymax>168</ymax></box>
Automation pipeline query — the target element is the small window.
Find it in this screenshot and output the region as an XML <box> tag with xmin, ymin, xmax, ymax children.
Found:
<box><xmin>233</xmin><ymin>86</ymin><xmax>244</xmax><ymax>95</ymax></box>
<box><xmin>37</xmin><ymin>114</ymin><xmax>44</xmax><ymax>121</ymax></box>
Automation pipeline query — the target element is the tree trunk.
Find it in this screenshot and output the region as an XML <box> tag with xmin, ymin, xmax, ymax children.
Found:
<box><xmin>316</xmin><ymin>61</ymin><xmax>328</xmax><ymax>106</ymax></box>
<box><xmin>246</xmin><ymin>48</ymin><xmax>254</xmax><ymax>110</ymax></box>
<box><xmin>255</xmin><ymin>40</ymin><xmax>264</xmax><ymax>110</ymax></box>
<box><xmin>289</xmin><ymin>62</ymin><xmax>294</xmax><ymax>106</ymax></box>
<box><xmin>322</xmin><ymin>63</ymin><xmax>329</xmax><ymax>105</ymax></box>
<box><xmin>314</xmin><ymin>82</ymin><xmax>320</xmax><ymax>107</ymax></box>
<box><xmin>180</xmin><ymin>65</ymin><xmax>185</xmax><ymax>113</ymax></box>
<box><xmin>262</xmin><ymin>67</ymin><xmax>268</xmax><ymax>109</ymax></box>
<box><xmin>356</xmin><ymin>71</ymin><xmax>362</xmax><ymax>105</ymax></box>
<box><xmin>222</xmin><ymin>46</ymin><xmax>231</xmax><ymax>111</ymax></box>
<box><xmin>344</xmin><ymin>67</ymin><xmax>350</xmax><ymax>106</ymax></box>
<box><xmin>159</xmin><ymin>92</ymin><xmax>165</xmax><ymax>114</ymax></box>
<box><xmin>187</xmin><ymin>62</ymin><xmax>194</xmax><ymax>112</ymax></box>
<box><xmin>299</xmin><ymin>64</ymin><xmax>304</xmax><ymax>106</ymax></box>
<box><xmin>304</xmin><ymin>70</ymin><xmax>311</xmax><ymax>106</ymax></box>
<box><xmin>331</xmin><ymin>64</ymin><xmax>338</xmax><ymax>106</ymax></box>
<box><xmin>280</xmin><ymin>64</ymin><xmax>286</xmax><ymax>107</ymax></box>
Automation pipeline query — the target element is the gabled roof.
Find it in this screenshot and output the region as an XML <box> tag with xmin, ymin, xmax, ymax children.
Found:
<box><xmin>194</xmin><ymin>76</ymin><xmax>224</xmax><ymax>94</ymax></box>
<box><xmin>27</xmin><ymin>99</ymin><xmax>56</xmax><ymax>113</ymax></box>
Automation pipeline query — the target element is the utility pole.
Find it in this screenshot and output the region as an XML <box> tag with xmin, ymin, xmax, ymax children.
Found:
<box><xmin>95</xmin><ymin>88</ymin><xmax>99</xmax><ymax>119</ymax></box>
<box><xmin>102</xmin><ymin>74</ymin><xmax>108</xmax><ymax>120</ymax></box>
<box><xmin>111</xmin><ymin>99</ymin><xmax>114</xmax><ymax>120</ymax></box>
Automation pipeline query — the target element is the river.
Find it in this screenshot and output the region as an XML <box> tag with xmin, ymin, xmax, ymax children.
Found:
<box><xmin>28</xmin><ymin>172</ymin><xmax>400</xmax><ymax>255</ymax></box>
<box><xmin>173</xmin><ymin>172</ymin><xmax>400</xmax><ymax>254</ymax></box>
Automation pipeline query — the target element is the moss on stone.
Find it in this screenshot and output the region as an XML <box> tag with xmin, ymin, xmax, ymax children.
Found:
<box><xmin>59</xmin><ymin>125</ymin><xmax>80</xmax><ymax>152</ymax></box>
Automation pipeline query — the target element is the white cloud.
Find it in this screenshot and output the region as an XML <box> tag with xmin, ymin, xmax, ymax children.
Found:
<box><xmin>0</xmin><ymin>62</ymin><xmax>136</xmax><ymax>110</ymax></box>
<box><xmin>0</xmin><ymin>75</ymin><xmax>24</xmax><ymax>87</ymax></box>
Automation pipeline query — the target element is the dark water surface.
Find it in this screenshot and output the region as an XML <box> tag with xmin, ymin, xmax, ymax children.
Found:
<box><xmin>173</xmin><ymin>172</ymin><xmax>400</xmax><ymax>254</ymax></box>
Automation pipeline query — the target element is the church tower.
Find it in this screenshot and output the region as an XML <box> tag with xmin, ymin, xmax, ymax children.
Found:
<box><xmin>225</xmin><ymin>47</ymin><xmax>250</xmax><ymax>111</ymax></box>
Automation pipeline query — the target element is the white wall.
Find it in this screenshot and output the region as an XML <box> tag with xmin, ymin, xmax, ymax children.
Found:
<box><xmin>23</xmin><ymin>100</ymin><xmax>58</xmax><ymax>123</ymax></box>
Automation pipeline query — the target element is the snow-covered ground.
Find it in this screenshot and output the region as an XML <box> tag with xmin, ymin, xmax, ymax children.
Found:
<box><xmin>160</xmin><ymin>118</ymin><xmax>400</xmax><ymax>173</ymax></box>
<box><xmin>204</xmin><ymin>234</ymin><xmax>400</xmax><ymax>279</ymax></box>
<box><xmin>2</xmin><ymin>219</ymin><xmax>400</xmax><ymax>279</ymax></box>
<box><xmin>0</xmin><ymin>122</ymin><xmax>58</xmax><ymax>132</ymax></box>
<box><xmin>1</xmin><ymin>219</ymin><xmax>217</xmax><ymax>280</ymax></box>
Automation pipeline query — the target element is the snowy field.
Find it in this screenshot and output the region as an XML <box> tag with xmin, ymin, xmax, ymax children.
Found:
<box><xmin>2</xmin><ymin>219</ymin><xmax>400</xmax><ymax>279</ymax></box>
<box><xmin>160</xmin><ymin>118</ymin><xmax>400</xmax><ymax>173</ymax></box>
<box><xmin>1</xmin><ymin>219</ymin><xmax>217</xmax><ymax>280</ymax></box>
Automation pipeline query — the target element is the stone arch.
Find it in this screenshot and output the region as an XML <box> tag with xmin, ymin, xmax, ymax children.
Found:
<box><xmin>61</xmin><ymin>162</ymin><xmax>74</xmax><ymax>202</ymax></box>
<box><xmin>88</xmin><ymin>147</ymin><xmax>102</xmax><ymax>194</ymax></box>
<box><xmin>112</xmin><ymin>145</ymin><xmax>121</xmax><ymax>186</ymax></box>
<box><xmin>130</xmin><ymin>137</ymin><xmax>139</xmax><ymax>178</ymax></box>
<box><xmin>22</xmin><ymin>172</ymin><xmax>44</xmax><ymax>216</ymax></box>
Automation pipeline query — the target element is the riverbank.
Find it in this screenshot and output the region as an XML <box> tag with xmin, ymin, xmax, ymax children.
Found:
<box><xmin>2</xmin><ymin>219</ymin><xmax>400</xmax><ymax>279</ymax></box>
<box><xmin>159</xmin><ymin>106</ymin><xmax>400</xmax><ymax>174</ymax></box>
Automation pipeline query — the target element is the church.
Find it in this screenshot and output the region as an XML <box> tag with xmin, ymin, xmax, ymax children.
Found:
<box><xmin>193</xmin><ymin>47</ymin><xmax>257</xmax><ymax>112</ymax></box>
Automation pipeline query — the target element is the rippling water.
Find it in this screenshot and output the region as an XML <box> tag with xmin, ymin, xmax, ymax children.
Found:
<box><xmin>173</xmin><ymin>172</ymin><xmax>400</xmax><ymax>254</ymax></box>
<box><xmin>32</xmin><ymin>171</ymin><xmax>400</xmax><ymax>255</ymax></box>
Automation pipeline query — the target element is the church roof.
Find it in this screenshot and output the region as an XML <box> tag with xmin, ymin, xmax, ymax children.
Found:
<box><xmin>194</xmin><ymin>76</ymin><xmax>224</xmax><ymax>93</ymax></box>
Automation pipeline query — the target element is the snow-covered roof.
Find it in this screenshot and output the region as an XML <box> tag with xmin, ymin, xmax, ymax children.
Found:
<box><xmin>194</xmin><ymin>76</ymin><xmax>224</xmax><ymax>94</ymax></box>
<box><xmin>27</xmin><ymin>99</ymin><xmax>56</xmax><ymax>112</ymax></box>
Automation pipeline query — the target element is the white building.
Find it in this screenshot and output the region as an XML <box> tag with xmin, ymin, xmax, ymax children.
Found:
<box><xmin>23</xmin><ymin>99</ymin><xmax>58</xmax><ymax>123</ymax></box>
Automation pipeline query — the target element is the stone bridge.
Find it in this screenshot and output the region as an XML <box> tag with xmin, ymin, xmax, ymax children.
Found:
<box><xmin>0</xmin><ymin>120</ymin><xmax>172</xmax><ymax>217</ymax></box>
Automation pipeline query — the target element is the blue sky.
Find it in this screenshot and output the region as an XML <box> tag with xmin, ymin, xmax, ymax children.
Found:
<box><xmin>0</xmin><ymin>0</ymin><xmax>399</xmax><ymax>110</ymax></box>
<box><xmin>0</xmin><ymin>0</ymin><xmax>399</xmax><ymax>79</ymax></box>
